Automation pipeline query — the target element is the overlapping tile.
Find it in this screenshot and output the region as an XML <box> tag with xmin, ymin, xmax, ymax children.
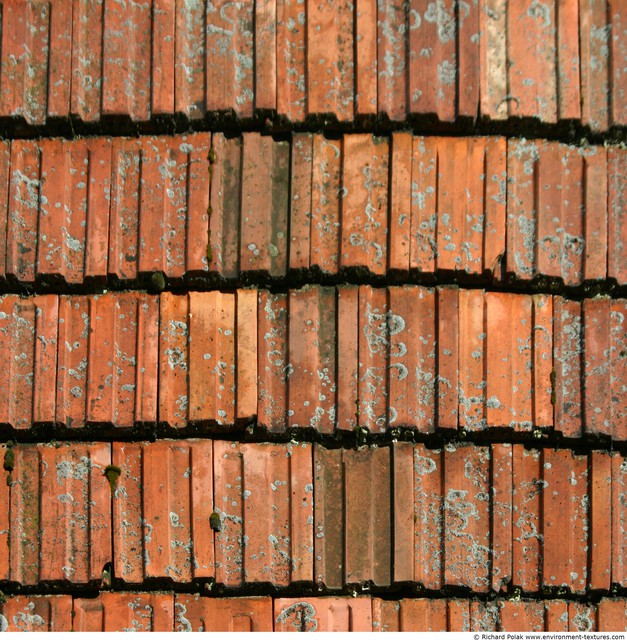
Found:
<box><xmin>506</xmin><ymin>140</ymin><xmax>624</xmax><ymax>286</ymax></box>
<box><xmin>0</xmin><ymin>1</ymin><xmax>625</xmax><ymax>130</ymax></box>
<box><xmin>213</xmin><ymin>441</ymin><xmax>314</xmax><ymax>587</ymax></box>
<box><xmin>1</xmin><ymin>133</ymin><xmax>210</xmax><ymax>285</ymax></box>
<box><xmin>112</xmin><ymin>440</ymin><xmax>214</xmax><ymax>584</ymax></box>
<box><xmin>314</xmin><ymin>447</ymin><xmax>392</xmax><ymax>588</ymax></box>
<box><xmin>311</xmin><ymin>442</ymin><xmax>627</xmax><ymax>594</ymax></box>
<box><xmin>113</xmin><ymin>440</ymin><xmax>313</xmax><ymax>588</ymax></box>
<box><xmin>372</xmin><ymin>598</ymin><xmax>627</xmax><ymax>632</ymax></box>
<box><xmin>0</xmin><ymin>595</ymin><xmax>624</xmax><ymax>631</ymax></box>
<box><xmin>159</xmin><ymin>290</ymin><xmax>257</xmax><ymax>429</ymax></box>
<box><xmin>0</xmin><ymin>441</ymin><xmax>623</xmax><ymax>593</ymax></box>
<box><xmin>174</xmin><ymin>596</ymin><xmax>273</xmax><ymax>631</ymax></box>
<box><xmin>274</xmin><ymin>597</ymin><xmax>373</xmax><ymax>632</ymax></box>
<box><xmin>0</xmin><ymin>595</ymin><xmax>72</xmax><ymax>632</ymax></box>
<box><xmin>1</xmin><ymin>442</ymin><xmax>111</xmax><ymax>585</ymax></box>
<box><xmin>1</xmin><ymin>134</ymin><xmax>624</xmax><ymax>288</ymax></box>
<box><xmin>0</xmin><ymin>288</ymin><xmax>624</xmax><ymax>439</ymax></box>
<box><xmin>0</xmin><ymin>0</ymin><xmax>623</xmax><ymax>626</ymax></box>
<box><xmin>73</xmin><ymin>593</ymin><xmax>174</xmax><ymax>632</ymax></box>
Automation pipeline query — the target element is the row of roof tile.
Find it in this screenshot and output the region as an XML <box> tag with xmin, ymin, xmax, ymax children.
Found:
<box><xmin>1</xmin><ymin>440</ymin><xmax>625</xmax><ymax>592</ymax></box>
<box><xmin>1</xmin><ymin>594</ymin><xmax>626</xmax><ymax>632</ymax></box>
<box><xmin>2</xmin><ymin>134</ymin><xmax>624</xmax><ymax>287</ymax></box>
<box><xmin>1</xmin><ymin>288</ymin><xmax>624</xmax><ymax>437</ymax></box>
<box><xmin>0</xmin><ymin>0</ymin><xmax>625</xmax><ymax>129</ymax></box>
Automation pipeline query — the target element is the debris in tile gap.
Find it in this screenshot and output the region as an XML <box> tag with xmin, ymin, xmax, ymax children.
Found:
<box><xmin>149</xmin><ymin>271</ymin><xmax>166</xmax><ymax>293</ymax></box>
<box><xmin>3</xmin><ymin>446</ymin><xmax>14</xmax><ymax>473</ymax></box>
<box><xmin>103</xmin><ymin>465</ymin><xmax>122</xmax><ymax>494</ymax></box>
<box><xmin>210</xmin><ymin>511</ymin><xmax>222</xmax><ymax>532</ymax></box>
<box><xmin>101</xmin><ymin>562</ymin><xmax>113</xmax><ymax>588</ymax></box>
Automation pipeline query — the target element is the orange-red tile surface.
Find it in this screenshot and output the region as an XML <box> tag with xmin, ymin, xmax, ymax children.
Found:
<box><xmin>74</xmin><ymin>593</ymin><xmax>174</xmax><ymax>631</ymax></box>
<box><xmin>0</xmin><ymin>595</ymin><xmax>72</xmax><ymax>632</ymax></box>
<box><xmin>4</xmin><ymin>443</ymin><xmax>111</xmax><ymax>586</ymax></box>
<box><xmin>274</xmin><ymin>597</ymin><xmax>373</xmax><ymax>631</ymax></box>
<box><xmin>0</xmin><ymin>0</ymin><xmax>624</xmax><ymax>626</ymax></box>
<box><xmin>0</xmin><ymin>288</ymin><xmax>624</xmax><ymax>439</ymax></box>
<box><xmin>0</xmin><ymin>1</ymin><xmax>624</xmax><ymax>129</ymax></box>
<box><xmin>0</xmin><ymin>441</ymin><xmax>624</xmax><ymax>592</ymax></box>
<box><xmin>3</xmin><ymin>595</ymin><xmax>625</xmax><ymax>631</ymax></box>
<box><xmin>0</xmin><ymin>135</ymin><xmax>624</xmax><ymax>287</ymax></box>
<box><xmin>174</xmin><ymin>595</ymin><xmax>272</xmax><ymax>631</ymax></box>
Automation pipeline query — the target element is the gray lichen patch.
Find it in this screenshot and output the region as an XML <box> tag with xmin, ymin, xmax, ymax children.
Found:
<box><xmin>275</xmin><ymin>601</ymin><xmax>318</xmax><ymax>632</ymax></box>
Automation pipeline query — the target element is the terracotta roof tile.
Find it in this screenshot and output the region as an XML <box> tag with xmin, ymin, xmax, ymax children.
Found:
<box><xmin>288</xmin><ymin>287</ymin><xmax>336</xmax><ymax>432</ymax></box>
<box><xmin>506</xmin><ymin>140</ymin><xmax>611</xmax><ymax>286</ymax></box>
<box><xmin>0</xmin><ymin>134</ymin><xmax>623</xmax><ymax>287</ymax></box>
<box><xmin>388</xmin><ymin>286</ymin><xmax>436</xmax><ymax>431</ymax></box>
<box><xmin>174</xmin><ymin>595</ymin><xmax>273</xmax><ymax>631</ymax></box>
<box><xmin>372</xmin><ymin>598</ymin><xmax>446</xmax><ymax>632</ymax></box>
<box><xmin>0</xmin><ymin>1</ymin><xmax>623</xmax><ymax>129</ymax></box>
<box><xmin>0</xmin><ymin>594</ymin><xmax>625</xmax><ymax>631</ymax></box>
<box><xmin>5</xmin><ymin>443</ymin><xmax>111</xmax><ymax>585</ymax></box>
<box><xmin>340</xmin><ymin>136</ymin><xmax>389</xmax><ymax>275</ymax></box>
<box><xmin>38</xmin><ymin>140</ymin><xmax>88</xmax><ymax>283</ymax></box>
<box><xmin>54</xmin><ymin>293</ymin><xmax>160</xmax><ymax>429</ymax></box>
<box><xmin>0</xmin><ymin>595</ymin><xmax>72</xmax><ymax>632</ymax></box>
<box><xmin>159</xmin><ymin>290</ymin><xmax>256</xmax><ymax>428</ymax></box>
<box><xmin>112</xmin><ymin>440</ymin><xmax>214</xmax><ymax>584</ymax></box>
<box><xmin>612</xmin><ymin>452</ymin><xmax>627</xmax><ymax>586</ymax></box>
<box><xmin>0</xmin><ymin>288</ymin><xmax>624</xmax><ymax>438</ymax></box>
<box><xmin>597</xmin><ymin>599</ymin><xmax>627</xmax><ymax>632</ymax></box>
<box><xmin>542</xmin><ymin>449</ymin><xmax>588</xmax><ymax>592</ymax></box>
<box><xmin>73</xmin><ymin>593</ymin><xmax>174</xmax><ymax>631</ymax></box>
<box><xmin>0</xmin><ymin>3</ymin><xmax>50</xmax><ymax>126</ymax></box>
<box><xmin>608</xmin><ymin>147</ymin><xmax>627</xmax><ymax>284</ymax></box>
<box><xmin>213</xmin><ymin>441</ymin><xmax>314</xmax><ymax>587</ymax></box>
<box><xmin>371</xmin><ymin>598</ymin><xmax>624</xmax><ymax>632</ymax></box>
<box><xmin>274</xmin><ymin>596</ymin><xmax>373</xmax><ymax>631</ymax></box>
<box><xmin>257</xmin><ymin>290</ymin><xmax>289</xmax><ymax>432</ymax></box>
<box><xmin>0</xmin><ymin>0</ymin><xmax>623</xmax><ymax>623</ymax></box>
<box><xmin>0</xmin><ymin>295</ymin><xmax>58</xmax><ymax>429</ymax></box>
<box><xmin>111</xmin><ymin>442</ymin><xmax>143</xmax><ymax>584</ymax></box>
<box><xmin>1</xmin><ymin>441</ymin><xmax>623</xmax><ymax>592</ymax></box>
<box><xmin>292</xmin><ymin>441</ymin><xmax>622</xmax><ymax>592</ymax></box>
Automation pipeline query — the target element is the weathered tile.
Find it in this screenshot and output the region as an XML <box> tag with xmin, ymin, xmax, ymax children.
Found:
<box><xmin>74</xmin><ymin>593</ymin><xmax>174</xmax><ymax>631</ymax></box>
<box><xmin>175</xmin><ymin>595</ymin><xmax>273</xmax><ymax>631</ymax></box>
<box><xmin>274</xmin><ymin>597</ymin><xmax>372</xmax><ymax>631</ymax></box>
<box><xmin>0</xmin><ymin>596</ymin><xmax>72</xmax><ymax>632</ymax></box>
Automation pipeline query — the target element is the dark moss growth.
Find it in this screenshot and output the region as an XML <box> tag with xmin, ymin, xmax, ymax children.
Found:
<box><xmin>210</xmin><ymin>511</ymin><xmax>222</xmax><ymax>532</ymax></box>
<box><xmin>206</xmin><ymin>223</ymin><xmax>213</xmax><ymax>265</ymax></box>
<box><xmin>149</xmin><ymin>271</ymin><xmax>166</xmax><ymax>293</ymax></box>
<box><xmin>353</xmin><ymin>426</ymin><xmax>369</xmax><ymax>448</ymax></box>
<box><xmin>3</xmin><ymin>448</ymin><xmax>14</xmax><ymax>473</ymax></box>
<box><xmin>208</xmin><ymin>147</ymin><xmax>216</xmax><ymax>164</ymax></box>
<box><xmin>550</xmin><ymin>369</ymin><xmax>557</xmax><ymax>405</ymax></box>
<box><xmin>104</xmin><ymin>465</ymin><xmax>122</xmax><ymax>494</ymax></box>
<box><xmin>5</xmin><ymin>474</ymin><xmax>11</xmax><ymax>488</ymax></box>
